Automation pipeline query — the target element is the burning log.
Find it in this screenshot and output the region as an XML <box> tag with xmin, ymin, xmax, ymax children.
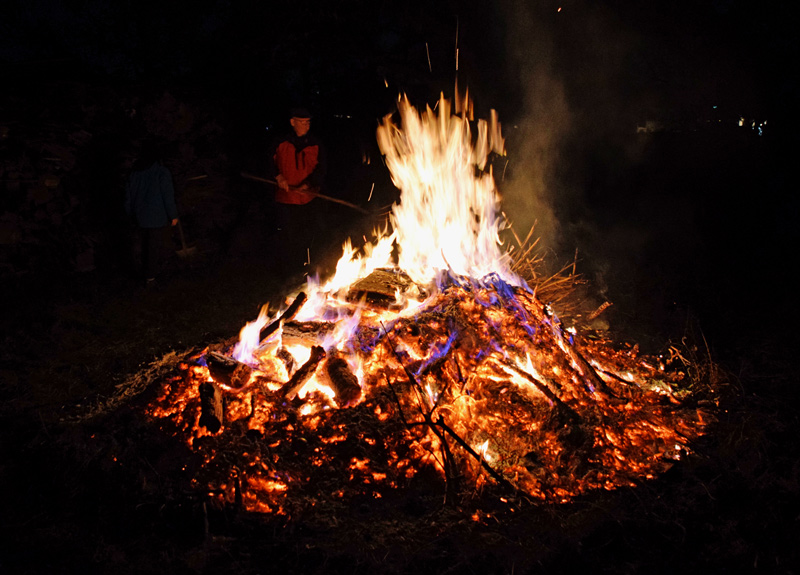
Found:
<box><xmin>206</xmin><ymin>351</ymin><xmax>252</xmax><ymax>389</ymax></box>
<box><xmin>276</xmin><ymin>346</ymin><xmax>296</xmax><ymax>376</ymax></box>
<box><xmin>347</xmin><ymin>268</ymin><xmax>426</xmax><ymax>307</ymax></box>
<box><xmin>320</xmin><ymin>348</ymin><xmax>362</xmax><ymax>407</ymax></box>
<box><xmin>280</xmin><ymin>345</ymin><xmax>326</xmax><ymax>400</ymax></box>
<box><xmin>198</xmin><ymin>381</ymin><xmax>224</xmax><ymax>433</ymax></box>
<box><xmin>281</xmin><ymin>321</ymin><xmax>336</xmax><ymax>347</ymax></box>
<box><xmin>259</xmin><ymin>292</ymin><xmax>307</xmax><ymax>343</ymax></box>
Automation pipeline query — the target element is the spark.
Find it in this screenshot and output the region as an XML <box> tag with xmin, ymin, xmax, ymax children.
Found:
<box><xmin>426</xmin><ymin>42</ymin><xmax>432</xmax><ymax>72</ymax></box>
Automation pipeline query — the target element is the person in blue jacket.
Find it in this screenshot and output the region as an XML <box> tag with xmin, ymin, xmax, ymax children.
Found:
<box><xmin>125</xmin><ymin>140</ymin><xmax>179</xmax><ymax>285</ymax></box>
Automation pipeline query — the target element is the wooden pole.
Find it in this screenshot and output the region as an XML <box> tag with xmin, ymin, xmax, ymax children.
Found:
<box><xmin>240</xmin><ymin>172</ymin><xmax>369</xmax><ymax>214</ymax></box>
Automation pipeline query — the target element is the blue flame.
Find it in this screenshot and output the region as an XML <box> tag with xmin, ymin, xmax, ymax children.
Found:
<box><xmin>414</xmin><ymin>326</ymin><xmax>459</xmax><ymax>377</ymax></box>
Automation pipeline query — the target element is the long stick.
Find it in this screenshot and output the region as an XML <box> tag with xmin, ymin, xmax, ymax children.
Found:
<box><xmin>240</xmin><ymin>172</ymin><xmax>369</xmax><ymax>214</ymax></box>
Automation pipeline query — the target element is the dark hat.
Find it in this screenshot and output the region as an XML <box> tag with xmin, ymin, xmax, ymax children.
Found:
<box><xmin>289</xmin><ymin>107</ymin><xmax>312</xmax><ymax>119</ymax></box>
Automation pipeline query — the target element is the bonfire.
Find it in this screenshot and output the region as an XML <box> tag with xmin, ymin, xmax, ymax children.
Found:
<box><xmin>143</xmin><ymin>95</ymin><xmax>710</xmax><ymax>515</ymax></box>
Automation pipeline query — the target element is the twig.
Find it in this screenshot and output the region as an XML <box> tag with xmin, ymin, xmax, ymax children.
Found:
<box><xmin>502</xmin><ymin>362</ymin><xmax>580</xmax><ymax>423</ymax></box>
<box><xmin>587</xmin><ymin>301</ymin><xmax>613</xmax><ymax>321</ymax></box>
<box><xmin>432</xmin><ymin>415</ymin><xmax>531</xmax><ymax>502</ymax></box>
<box><xmin>572</xmin><ymin>247</ymin><xmax>578</xmax><ymax>276</ymax></box>
<box><xmin>379</xmin><ymin>322</ymin><xmax>535</xmax><ymax>503</ymax></box>
<box><xmin>380</xmin><ymin>323</ymin><xmax>460</xmax><ymax>499</ymax></box>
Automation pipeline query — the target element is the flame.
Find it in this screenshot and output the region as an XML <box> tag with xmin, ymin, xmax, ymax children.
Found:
<box><xmin>293</xmin><ymin>93</ymin><xmax>512</xmax><ymax>323</ymax></box>
<box><xmin>379</xmin><ymin>95</ymin><xmax>511</xmax><ymax>287</ymax></box>
<box><xmin>230</xmin><ymin>93</ymin><xmax>520</xmax><ymax>382</ymax></box>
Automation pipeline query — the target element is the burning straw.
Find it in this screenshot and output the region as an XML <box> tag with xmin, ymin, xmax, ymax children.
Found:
<box><xmin>138</xmin><ymin>95</ymin><xmax>715</xmax><ymax>515</ymax></box>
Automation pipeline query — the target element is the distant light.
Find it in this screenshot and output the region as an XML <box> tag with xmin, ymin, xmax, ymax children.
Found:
<box><xmin>713</xmin><ymin>105</ymin><xmax>718</xmax><ymax>109</ymax></box>
<box><xmin>557</xmin><ymin>6</ymin><xmax>562</xmax><ymax>11</ymax></box>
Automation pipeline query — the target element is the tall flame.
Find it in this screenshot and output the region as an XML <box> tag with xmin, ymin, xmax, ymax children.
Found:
<box><xmin>378</xmin><ymin>95</ymin><xmax>513</xmax><ymax>287</ymax></box>
<box><xmin>274</xmin><ymin>94</ymin><xmax>517</xmax><ymax>345</ymax></box>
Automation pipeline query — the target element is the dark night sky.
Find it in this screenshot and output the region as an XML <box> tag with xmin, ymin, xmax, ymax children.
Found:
<box><xmin>1</xmin><ymin>0</ymin><xmax>793</xmax><ymax>121</ymax></box>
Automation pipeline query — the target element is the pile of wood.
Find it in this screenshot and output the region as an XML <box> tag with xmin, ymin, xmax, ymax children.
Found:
<box><xmin>143</xmin><ymin>269</ymin><xmax>713</xmax><ymax>514</ymax></box>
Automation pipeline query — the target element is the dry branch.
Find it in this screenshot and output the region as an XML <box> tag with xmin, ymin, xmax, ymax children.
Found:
<box><xmin>502</xmin><ymin>361</ymin><xmax>580</xmax><ymax>422</ymax></box>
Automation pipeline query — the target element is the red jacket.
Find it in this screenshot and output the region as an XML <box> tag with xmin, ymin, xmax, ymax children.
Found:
<box><xmin>270</xmin><ymin>132</ymin><xmax>326</xmax><ymax>205</ymax></box>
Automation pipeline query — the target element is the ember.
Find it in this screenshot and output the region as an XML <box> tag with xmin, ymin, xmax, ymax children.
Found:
<box><xmin>145</xmin><ymin>95</ymin><xmax>709</xmax><ymax>514</ymax></box>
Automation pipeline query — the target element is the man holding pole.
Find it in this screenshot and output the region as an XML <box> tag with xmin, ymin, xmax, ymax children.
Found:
<box><xmin>267</xmin><ymin>106</ymin><xmax>327</xmax><ymax>279</ymax></box>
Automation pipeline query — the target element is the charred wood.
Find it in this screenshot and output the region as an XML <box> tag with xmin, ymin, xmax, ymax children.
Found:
<box><xmin>433</xmin><ymin>415</ymin><xmax>533</xmax><ymax>502</ymax></box>
<box><xmin>347</xmin><ymin>268</ymin><xmax>427</xmax><ymax>306</ymax></box>
<box><xmin>276</xmin><ymin>346</ymin><xmax>296</xmax><ymax>376</ymax></box>
<box><xmin>198</xmin><ymin>381</ymin><xmax>224</xmax><ymax>433</ymax></box>
<box><xmin>503</xmin><ymin>362</ymin><xmax>580</xmax><ymax>424</ymax></box>
<box><xmin>569</xmin><ymin>344</ymin><xmax>612</xmax><ymax>396</ymax></box>
<box><xmin>321</xmin><ymin>349</ymin><xmax>362</xmax><ymax>407</ymax></box>
<box><xmin>259</xmin><ymin>292</ymin><xmax>307</xmax><ymax>343</ymax></box>
<box><xmin>206</xmin><ymin>351</ymin><xmax>252</xmax><ymax>389</ymax></box>
<box><xmin>280</xmin><ymin>345</ymin><xmax>326</xmax><ymax>400</ymax></box>
<box><xmin>281</xmin><ymin>321</ymin><xmax>336</xmax><ymax>346</ymax></box>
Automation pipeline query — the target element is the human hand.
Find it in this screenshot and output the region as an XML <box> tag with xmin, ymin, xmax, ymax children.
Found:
<box><xmin>276</xmin><ymin>174</ymin><xmax>289</xmax><ymax>191</ymax></box>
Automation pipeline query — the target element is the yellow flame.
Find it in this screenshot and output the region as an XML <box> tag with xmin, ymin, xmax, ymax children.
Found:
<box><xmin>378</xmin><ymin>95</ymin><xmax>514</xmax><ymax>286</ymax></box>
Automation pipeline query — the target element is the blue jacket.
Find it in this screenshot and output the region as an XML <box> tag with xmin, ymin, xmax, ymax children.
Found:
<box><xmin>125</xmin><ymin>162</ymin><xmax>178</xmax><ymax>228</ymax></box>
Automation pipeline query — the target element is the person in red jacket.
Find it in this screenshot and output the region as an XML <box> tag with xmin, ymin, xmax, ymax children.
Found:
<box><xmin>268</xmin><ymin>107</ymin><xmax>327</xmax><ymax>280</ymax></box>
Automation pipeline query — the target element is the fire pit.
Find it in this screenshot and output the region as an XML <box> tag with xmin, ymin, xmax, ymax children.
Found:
<box><xmin>140</xmin><ymin>96</ymin><xmax>712</xmax><ymax>516</ymax></box>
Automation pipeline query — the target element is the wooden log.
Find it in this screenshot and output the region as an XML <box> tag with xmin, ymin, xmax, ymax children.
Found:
<box><xmin>346</xmin><ymin>268</ymin><xmax>427</xmax><ymax>306</ymax></box>
<box><xmin>259</xmin><ymin>292</ymin><xmax>307</xmax><ymax>343</ymax></box>
<box><xmin>280</xmin><ymin>345</ymin><xmax>326</xmax><ymax>400</ymax></box>
<box><xmin>281</xmin><ymin>321</ymin><xmax>336</xmax><ymax>347</ymax></box>
<box><xmin>198</xmin><ymin>381</ymin><xmax>224</xmax><ymax>433</ymax></box>
<box><xmin>321</xmin><ymin>349</ymin><xmax>362</xmax><ymax>407</ymax></box>
<box><xmin>206</xmin><ymin>351</ymin><xmax>252</xmax><ymax>389</ymax></box>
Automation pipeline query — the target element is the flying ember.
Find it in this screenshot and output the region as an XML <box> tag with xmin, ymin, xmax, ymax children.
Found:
<box><xmin>145</xmin><ymin>95</ymin><xmax>709</xmax><ymax>514</ymax></box>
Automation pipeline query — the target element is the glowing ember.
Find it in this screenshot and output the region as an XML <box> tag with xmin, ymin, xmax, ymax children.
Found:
<box><xmin>144</xmin><ymin>95</ymin><xmax>709</xmax><ymax>514</ymax></box>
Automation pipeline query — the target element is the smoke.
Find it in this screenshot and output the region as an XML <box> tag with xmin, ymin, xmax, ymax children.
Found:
<box><xmin>493</xmin><ymin>1</ymin><xmax>572</xmax><ymax>265</ymax></box>
<box><xmin>493</xmin><ymin>2</ymin><xmax>656</xmax><ymax>265</ymax></box>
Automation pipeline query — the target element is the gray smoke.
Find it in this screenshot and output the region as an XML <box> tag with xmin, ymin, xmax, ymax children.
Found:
<box><xmin>493</xmin><ymin>1</ymin><xmax>572</xmax><ymax>264</ymax></box>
